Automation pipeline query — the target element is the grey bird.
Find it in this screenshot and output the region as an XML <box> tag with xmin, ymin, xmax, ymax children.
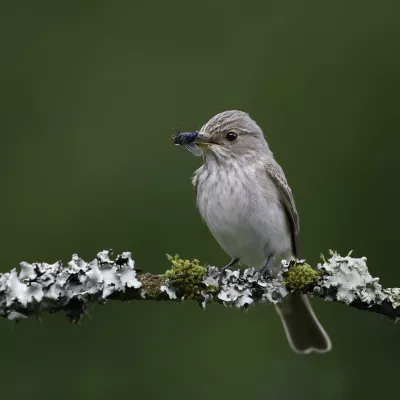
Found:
<box><xmin>174</xmin><ymin>110</ymin><xmax>331</xmax><ymax>354</ymax></box>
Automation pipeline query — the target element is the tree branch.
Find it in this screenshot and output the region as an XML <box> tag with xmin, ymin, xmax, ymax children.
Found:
<box><xmin>0</xmin><ymin>250</ymin><xmax>399</xmax><ymax>323</ymax></box>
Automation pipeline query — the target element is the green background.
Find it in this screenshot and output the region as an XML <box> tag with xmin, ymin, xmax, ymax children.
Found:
<box><xmin>1</xmin><ymin>1</ymin><xmax>399</xmax><ymax>399</ymax></box>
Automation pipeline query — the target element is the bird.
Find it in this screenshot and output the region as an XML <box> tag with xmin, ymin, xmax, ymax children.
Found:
<box><xmin>173</xmin><ymin>110</ymin><xmax>331</xmax><ymax>354</ymax></box>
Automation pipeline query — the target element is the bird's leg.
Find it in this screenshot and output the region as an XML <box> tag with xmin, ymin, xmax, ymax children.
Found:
<box><xmin>218</xmin><ymin>258</ymin><xmax>240</xmax><ymax>285</ymax></box>
<box><xmin>260</xmin><ymin>255</ymin><xmax>274</xmax><ymax>277</ymax></box>
<box><xmin>223</xmin><ymin>258</ymin><xmax>240</xmax><ymax>270</ymax></box>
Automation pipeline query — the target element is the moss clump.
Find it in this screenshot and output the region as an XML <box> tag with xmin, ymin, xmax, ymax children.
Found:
<box><xmin>284</xmin><ymin>264</ymin><xmax>320</xmax><ymax>293</ymax></box>
<box><xmin>165</xmin><ymin>255</ymin><xmax>208</xmax><ymax>299</ymax></box>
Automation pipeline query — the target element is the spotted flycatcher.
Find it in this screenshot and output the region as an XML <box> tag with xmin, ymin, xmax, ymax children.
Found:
<box><xmin>174</xmin><ymin>110</ymin><xmax>331</xmax><ymax>353</ymax></box>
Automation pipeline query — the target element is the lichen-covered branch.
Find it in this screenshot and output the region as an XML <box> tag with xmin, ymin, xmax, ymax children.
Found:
<box><xmin>0</xmin><ymin>250</ymin><xmax>399</xmax><ymax>323</ymax></box>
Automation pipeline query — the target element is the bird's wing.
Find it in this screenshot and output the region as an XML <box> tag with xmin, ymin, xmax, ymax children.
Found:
<box><xmin>265</xmin><ymin>160</ymin><xmax>300</xmax><ymax>257</ymax></box>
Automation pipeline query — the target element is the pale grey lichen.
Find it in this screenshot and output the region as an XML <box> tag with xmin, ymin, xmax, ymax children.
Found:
<box><xmin>160</xmin><ymin>282</ymin><xmax>177</xmax><ymax>300</ymax></box>
<box><xmin>316</xmin><ymin>253</ymin><xmax>384</xmax><ymax>304</ymax></box>
<box><xmin>382</xmin><ymin>288</ymin><xmax>400</xmax><ymax>309</ymax></box>
<box><xmin>0</xmin><ymin>250</ymin><xmax>141</xmax><ymax>321</ymax></box>
<box><xmin>202</xmin><ymin>264</ymin><xmax>289</xmax><ymax>309</ymax></box>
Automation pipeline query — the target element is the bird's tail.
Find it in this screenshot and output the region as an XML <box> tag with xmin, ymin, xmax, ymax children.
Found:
<box><xmin>275</xmin><ymin>294</ymin><xmax>332</xmax><ymax>354</ymax></box>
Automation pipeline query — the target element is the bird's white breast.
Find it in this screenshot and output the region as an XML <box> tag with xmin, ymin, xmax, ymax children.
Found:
<box><xmin>194</xmin><ymin>158</ymin><xmax>292</xmax><ymax>269</ymax></box>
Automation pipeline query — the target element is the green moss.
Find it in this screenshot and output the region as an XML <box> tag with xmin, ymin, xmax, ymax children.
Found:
<box><xmin>284</xmin><ymin>264</ymin><xmax>320</xmax><ymax>294</ymax></box>
<box><xmin>165</xmin><ymin>254</ymin><xmax>208</xmax><ymax>299</ymax></box>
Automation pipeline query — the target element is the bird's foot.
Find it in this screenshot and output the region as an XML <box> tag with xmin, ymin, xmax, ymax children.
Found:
<box><xmin>259</xmin><ymin>255</ymin><xmax>274</xmax><ymax>278</ymax></box>
<box><xmin>218</xmin><ymin>258</ymin><xmax>239</xmax><ymax>286</ymax></box>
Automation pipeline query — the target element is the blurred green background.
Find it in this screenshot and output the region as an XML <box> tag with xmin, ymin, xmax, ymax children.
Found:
<box><xmin>1</xmin><ymin>0</ymin><xmax>399</xmax><ymax>399</ymax></box>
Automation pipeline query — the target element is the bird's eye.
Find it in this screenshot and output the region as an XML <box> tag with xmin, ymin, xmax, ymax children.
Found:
<box><xmin>226</xmin><ymin>132</ymin><xmax>238</xmax><ymax>142</ymax></box>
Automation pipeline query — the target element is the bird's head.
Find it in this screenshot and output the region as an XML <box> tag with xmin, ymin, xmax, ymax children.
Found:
<box><xmin>173</xmin><ymin>110</ymin><xmax>271</xmax><ymax>161</ymax></box>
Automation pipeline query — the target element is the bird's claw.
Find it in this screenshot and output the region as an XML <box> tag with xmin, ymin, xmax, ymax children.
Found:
<box><xmin>218</xmin><ymin>258</ymin><xmax>239</xmax><ymax>286</ymax></box>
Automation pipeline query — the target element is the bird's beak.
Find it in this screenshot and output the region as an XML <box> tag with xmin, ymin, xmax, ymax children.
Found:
<box><xmin>193</xmin><ymin>132</ymin><xmax>219</xmax><ymax>148</ymax></box>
